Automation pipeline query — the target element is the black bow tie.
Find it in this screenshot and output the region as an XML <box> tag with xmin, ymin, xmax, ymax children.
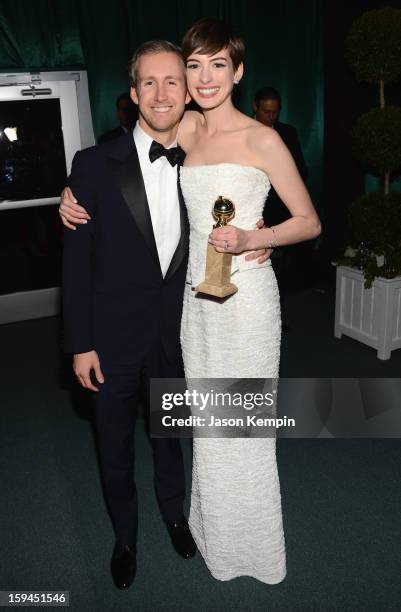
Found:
<box><xmin>149</xmin><ymin>140</ymin><xmax>185</xmax><ymax>167</ymax></box>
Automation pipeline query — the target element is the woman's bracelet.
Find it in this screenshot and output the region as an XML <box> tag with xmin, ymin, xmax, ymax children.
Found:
<box><xmin>266</xmin><ymin>226</ymin><xmax>278</xmax><ymax>249</ymax></box>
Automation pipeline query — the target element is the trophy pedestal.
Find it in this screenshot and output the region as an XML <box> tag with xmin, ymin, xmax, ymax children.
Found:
<box><xmin>194</xmin><ymin>243</ymin><xmax>238</xmax><ymax>298</ymax></box>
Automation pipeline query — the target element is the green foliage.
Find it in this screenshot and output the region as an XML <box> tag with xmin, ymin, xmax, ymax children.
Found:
<box><xmin>351</xmin><ymin>106</ymin><xmax>401</xmax><ymax>175</ymax></box>
<box><xmin>345</xmin><ymin>7</ymin><xmax>401</xmax><ymax>84</ymax></box>
<box><xmin>337</xmin><ymin>193</ymin><xmax>401</xmax><ymax>287</ymax></box>
<box><xmin>339</xmin><ymin>7</ymin><xmax>401</xmax><ymax>286</ymax></box>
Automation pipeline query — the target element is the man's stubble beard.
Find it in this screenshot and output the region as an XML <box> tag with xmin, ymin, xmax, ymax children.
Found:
<box><xmin>138</xmin><ymin>107</ymin><xmax>183</xmax><ymax>134</ymax></box>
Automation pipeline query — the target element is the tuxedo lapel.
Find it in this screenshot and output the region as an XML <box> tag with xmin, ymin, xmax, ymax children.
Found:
<box><xmin>107</xmin><ymin>141</ymin><xmax>160</xmax><ymax>270</ymax></box>
<box><xmin>164</xmin><ymin>168</ymin><xmax>189</xmax><ymax>282</ymax></box>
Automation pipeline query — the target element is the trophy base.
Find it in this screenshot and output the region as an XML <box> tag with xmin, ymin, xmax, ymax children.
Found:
<box><xmin>194</xmin><ymin>281</ymin><xmax>238</xmax><ymax>298</ymax></box>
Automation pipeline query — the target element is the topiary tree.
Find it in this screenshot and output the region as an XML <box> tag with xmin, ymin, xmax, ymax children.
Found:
<box><xmin>351</xmin><ymin>106</ymin><xmax>401</xmax><ymax>186</ymax></box>
<box><xmin>338</xmin><ymin>6</ymin><xmax>401</xmax><ymax>286</ymax></box>
<box><xmin>345</xmin><ymin>7</ymin><xmax>401</xmax><ymax>101</ymax></box>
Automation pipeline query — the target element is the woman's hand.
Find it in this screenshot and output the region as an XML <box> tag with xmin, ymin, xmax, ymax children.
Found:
<box><xmin>209</xmin><ymin>225</ymin><xmax>254</xmax><ymax>254</ymax></box>
<box><xmin>59</xmin><ymin>187</ymin><xmax>91</xmax><ymax>230</ymax></box>
<box><xmin>209</xmin><ymin>219</ymin><xmax>273</xmax><ymax>263</ymax></box>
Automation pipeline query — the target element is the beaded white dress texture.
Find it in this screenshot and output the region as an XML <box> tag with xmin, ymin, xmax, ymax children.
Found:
<box><xmin>179</xmin><ymin>164</ymin><xmax>286</xmax><ymax>584</ymax></box>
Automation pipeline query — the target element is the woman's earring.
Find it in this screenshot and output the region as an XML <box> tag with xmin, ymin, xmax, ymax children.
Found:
<box><xmin>234</xmin><ymin>79</ymin><xmax>240</xmax><ymax>85</ymax></box>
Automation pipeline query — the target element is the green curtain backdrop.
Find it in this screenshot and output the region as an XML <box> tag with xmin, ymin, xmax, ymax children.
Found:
<box><xmin>0</xmin><ymin>0</ymin><xmax>323</xmax><ymax>206</ymax></box>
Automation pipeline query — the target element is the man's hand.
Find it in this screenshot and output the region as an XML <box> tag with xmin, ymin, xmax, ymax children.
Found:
<box><xmin>245</xmin><ymin>217</ymin><xmax>272</xmax><ymax>264</ymax></box>
<box><xmin>73</xmin><ymin>350</ymin><xmax>104</xmax><ymax>392</ymax></box>
<box><xmin>59</xmin><ymin>187</ymin><xmax>91</xmax><ymax>230</ymax></box>
<box><xmin>244</xmin><ymin>247</ymin><xmax>273</xmax><ymax>264</ymax></box>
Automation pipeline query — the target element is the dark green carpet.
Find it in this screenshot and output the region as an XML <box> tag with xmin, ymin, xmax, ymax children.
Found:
<box><xmin>1</xmin><ymin>288</ymin><xmax>400</xmax><ymax>611</ymax></box>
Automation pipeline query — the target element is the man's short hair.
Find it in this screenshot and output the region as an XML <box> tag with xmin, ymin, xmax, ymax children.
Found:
<box><xmin>128</xmin><ymin>40</ymin><xmax>184</xmax><ymax>88</ymax></box>
<box><xmin>254</xmin><ymin>86</ymin><xmax>281</xmax><ymax>108</ymax></box>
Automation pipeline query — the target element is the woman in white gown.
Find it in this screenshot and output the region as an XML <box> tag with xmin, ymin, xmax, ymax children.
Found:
<box><xmin>59</xmin><ymin>18</ymin><xmax>321</xmax><ymax>585</ymax></box>
<box><xmin>176</xmin><ymin>18</ymin><xmax>321</xmax><ymax>584</ymax></box>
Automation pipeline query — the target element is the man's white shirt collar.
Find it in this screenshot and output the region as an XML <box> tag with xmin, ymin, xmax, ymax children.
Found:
<box><xmin>133</xmin><ymin>121</ymin><xmax>177</xmax><ymax>156</ymax></box>
<box><xmin>131</xmin><ymin>121</ymin><xmax>180</xmax><ymax>278</ymax></box>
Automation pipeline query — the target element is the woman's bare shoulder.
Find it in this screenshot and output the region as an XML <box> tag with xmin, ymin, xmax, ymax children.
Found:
<box><xmin>178</xmin><ymin>110</ymin><xmax>204</xmax><ymax>137</ymax></box>
<box><xmin>243</xmin><ymin>121</ymin><xmax>287</xmax><ymax>172</ymax></box>
<box><xmin>246</xmin><ymin>120</ymin><xmax>282</xmax><ymax>150</ymax></box>
<box><xmin>178</xmin><ymin>111</ymin><xmax>204</xmax><ymax>150</ymax></box>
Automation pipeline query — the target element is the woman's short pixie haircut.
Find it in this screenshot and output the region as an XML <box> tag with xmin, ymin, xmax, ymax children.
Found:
<box><xmin>181</xmin><ymin>18</ymin><xmax>245</xmax><ymax>71</ymax></box>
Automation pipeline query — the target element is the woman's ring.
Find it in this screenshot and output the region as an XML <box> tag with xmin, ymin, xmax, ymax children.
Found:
<box><xmin>224</xmin><ymin>240</ymin><xmax>229</xmax><ymax>250</ymax></box>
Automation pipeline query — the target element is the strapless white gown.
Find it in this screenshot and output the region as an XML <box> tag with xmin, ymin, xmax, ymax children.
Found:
<box><xmin>179</xmin><ymin>164</ymin><xmax>286</xmax><ymax>584</ymax></box>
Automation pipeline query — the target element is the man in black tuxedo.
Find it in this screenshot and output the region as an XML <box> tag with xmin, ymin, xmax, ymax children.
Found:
<box><xmin>98</xmin><ymin>92</ymin><xmax>138</xmax><ymax>144</ymax></box>
<box><xmin>254</xmin><ymin>86</ymin><xmax>308</xmax><ymax>324</ymax></box>
<box><xmin>62</xmin><ymin>41</ymin><xmax>195</xmax><ymax>590</ymax></box>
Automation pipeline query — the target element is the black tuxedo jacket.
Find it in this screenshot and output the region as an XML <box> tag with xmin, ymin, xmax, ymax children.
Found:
<box><xmin>62</xmin><ymin>133</ymin><xmax>189</xmax><ymax>366</ymax></box>
<box><xmin>98</xmin><ymin>125</ymin><xmax>126</xmax><ymax>144</ymax></box>
<box><xmin>263</xmin><ymin>121</ymin><xmax>308</xmax><ymax>227</ymax></box>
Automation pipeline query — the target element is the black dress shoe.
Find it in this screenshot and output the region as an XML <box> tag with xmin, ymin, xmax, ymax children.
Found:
<box><xmin>166</xmin><ymin>517</ymin><xmax>196</xmax><ymax>559</ymax></box>
<box><xmin>110</xmin><ymin>543</ymin><xmax>137</xmax><ymax>589</ymax></box>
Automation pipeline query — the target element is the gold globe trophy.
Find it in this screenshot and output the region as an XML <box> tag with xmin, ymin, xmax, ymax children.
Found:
<box><xmin>194</xmin><ymin>196</ymin><xmax>238</xmax><ymax>298</ymax></box>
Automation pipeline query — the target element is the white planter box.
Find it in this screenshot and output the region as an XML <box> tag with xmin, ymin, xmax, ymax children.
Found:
<box><xmin>334</xmin><ymin>265</ymin><xmax>401</xmax><ymax>360</ymax></box>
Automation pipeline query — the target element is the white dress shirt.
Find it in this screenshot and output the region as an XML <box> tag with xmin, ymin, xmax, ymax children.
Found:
<box><xmin>133</xmin><ymin>122</ymin><xmax>181</xmax><ymax>277</ymax></box>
